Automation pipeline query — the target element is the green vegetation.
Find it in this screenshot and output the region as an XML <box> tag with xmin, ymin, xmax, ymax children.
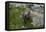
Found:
<box><xmin>8</xmin><ymin>4</ymin><xmax>38</xmax><ymax>29</ymax></box>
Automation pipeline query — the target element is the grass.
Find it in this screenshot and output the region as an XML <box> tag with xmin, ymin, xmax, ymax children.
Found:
<box><xmin>8</xmin><ymin>4</ymin><xmax>42</xmax><ymax>29</ymax></box>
